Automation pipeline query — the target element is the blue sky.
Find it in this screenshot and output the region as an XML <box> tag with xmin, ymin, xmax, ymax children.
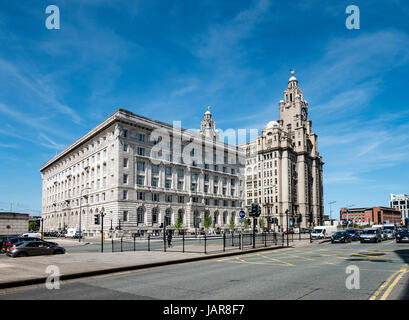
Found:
<box><xmin>0</xmin><ymin>0</ymin><xmax>408</xmax><ymax>217</ymax></box>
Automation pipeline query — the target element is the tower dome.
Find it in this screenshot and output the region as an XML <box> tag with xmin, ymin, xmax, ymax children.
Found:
<box><xmin>265</xmin><ymin>120</ymin><xmax>280</xmax><ymax>129</ymax></box>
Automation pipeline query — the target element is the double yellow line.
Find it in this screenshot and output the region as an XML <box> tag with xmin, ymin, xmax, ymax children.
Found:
<box><xmin>369</xmin><ymin>266</ymin><xmax>407</xmax><ymax>300</ymax></box>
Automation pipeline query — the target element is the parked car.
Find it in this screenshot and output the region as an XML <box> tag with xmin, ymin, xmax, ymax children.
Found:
<box><xmin>360</xmin><ymin>228</ymin><xmax>382</xmax><ymax>243</ymax></box>
<box><xmin>1</xmin><ymin>236</ymin><xmax>39</xmax><ymax>253</ymax></box>
<box><xmin>311</xmin><ymin>226</ymin><xmax>337</xmax><ymax>240</ymax></box>
<box><xmin>396</xmin><ymin>229</ymin><xmax>409</xmax><ymax>243</ymax></box>
<box><xmin>383</xmin><ymin>229</ymin><xmax>395</xmax><ymax>240</ymax></box>
<box><xmin>380</xmin><ymin>229</ymin><xmax>392</xmax><ymax>240</ymax></box>
<box><xmin>345</xmin><ymin>229</ymin><xmax>360</xmax><ymax>241</ymax></box>
<box><xmin>331</xmin><ymin>231</ymin><xmax>352</xmax><ymax>243</ymax></box>
<box><xmin>284</xmin><ymin>229</ymin><xmax>294</xmax><ymax>234</ymax></box>
<box><xmin>6</xmin><ymin>240</ymin><xmax>65</xmax><ymax>257</ymax></box>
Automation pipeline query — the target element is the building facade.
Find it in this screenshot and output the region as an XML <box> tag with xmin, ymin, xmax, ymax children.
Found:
<box><xmin>0</xmin><ymin>212</ymin><xmax>29</xmax><ymax>236</ymax></box>
<box><xmin>340</xmin><ymin>206</ymin><xmax>402</xmax><ymax>225</ymax></box>
<box><xmin>40</xmin><ymin>108</ymin><xmax>244</xmax><ymax>236</ymax></box>
<box><xmin>390</xmin><ymin>194</ymin><xmax>409</xmax><ymax>220</ymax></box>
<box><xmin>239</xmin><ymin>71</ymin><xmax>324</xmax><ymax>230</ymax></box>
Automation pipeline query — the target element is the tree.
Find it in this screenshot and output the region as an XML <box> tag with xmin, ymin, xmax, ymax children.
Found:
<box><xmin>204</xmin><ymin>214</ymin><xmax>212</xmax><ymax>230</ymax></box>
<box><xmin>260</xmin><ymin>218</ymin><xmax>266</xmax><ymax>231</ymax></box>
<box><xmin>229</xmin><ymin>215</ymin><xmax>235</xmax><ymax>231</ymax></box>
<box><xmin>174</xmin><ymin>214</ymin><xmax>183</xmax><ymax>235</ymax></box>
<box><xmin>243</xmin><ymin>218</ymin><xmax>249</xmax><ymax>230</ymax></box>
<box><xmin>29</xmin><ymin>220</ymin><xmax>39</xmax><ymax>231</ymax></box>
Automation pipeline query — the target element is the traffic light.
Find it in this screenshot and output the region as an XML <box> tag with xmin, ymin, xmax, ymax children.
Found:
<box><xmin>249</xmin><ymin>203</ymin><xmax>257</xmax><ymax>217</ymax></box>
<box><xmin>307</xmin><ymin>213</ymin><xmax>313</xmax><ymax>223</ymax></box>
<box><xmin>248</xmin><ymin>218</ymin><xmax>251</xmax><ymax>227</ymax></box>
<box><xmin>257</xmin><ymin>204</ymin><xmax>261</xmax><ymax>217</ymax></box>
<box><xmin>94</xmin><ymin>214</ymin><xmax>100</xmax><ymax>225</ymax></box>
<box><xmin>297</xmin><ymin>214</ymin><xmax>302</xmax><ymax>223</ymax></box>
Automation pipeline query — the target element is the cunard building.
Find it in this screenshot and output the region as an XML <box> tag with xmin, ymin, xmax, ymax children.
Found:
<box><xmin>239</xmin><ymin>71</ymin><xmax>324</xmax><ymax>230</ymax></box>
<box><xmin>40</xmin><ymin>108</ymin><xmax>244</xmax><ymax>236</ymax></box>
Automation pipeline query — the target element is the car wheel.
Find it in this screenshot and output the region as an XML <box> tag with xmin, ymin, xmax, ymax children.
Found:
<box><xmin>54</xmin><ymin>250</ymin><xmax>64</xmax><ymax>255</ymax></box>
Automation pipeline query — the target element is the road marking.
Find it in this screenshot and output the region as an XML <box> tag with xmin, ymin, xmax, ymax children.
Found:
<box><xmin>255</xmin><ymin>253</ymin><xmax>295</xmax><ymax>266</ymax></box>
<box><xmin>380</xmin><ymin>267</ymin><xmax>408</xmax><ymax>300</ymax></box>
<box><xmin>369</xmin><ymin>269</ymin><xmax>403</xmax><ymax>300</ymax></box>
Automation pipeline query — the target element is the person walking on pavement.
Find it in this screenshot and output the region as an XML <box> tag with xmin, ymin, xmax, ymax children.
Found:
<box><xmin>167</xmin><ymin>231</ymin><xmax>172</xmax><ymax>248</ymax></box>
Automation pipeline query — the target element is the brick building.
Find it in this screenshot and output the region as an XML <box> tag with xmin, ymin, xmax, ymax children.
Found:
<box><xmin>340</xmin><ymin>206</ymin><xmax>401</xmax><ymax>225</ymax></box>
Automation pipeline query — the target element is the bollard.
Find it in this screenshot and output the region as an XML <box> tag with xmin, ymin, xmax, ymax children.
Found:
<box><xmin>134</xmin><ymin>235</ymin><xmax>136</xmax><ymax>251</ymax></box>
<box><xmin>148</xmin><ymin>234</ymin><xmax>150</xmax><ymax>252</ymax></box>
<box><xmin>282</xmin><ymin>232</ymin><xmax>284</xmax><ymax>247</ymax></box>
<box><xmin>164</xmin><ymin>232</ymin><xmax>167</xmax><ymax>252</ymax></box>
<box><xmin>112</xmin><ymin>237</ymin><xmax>114</xmax><ymax>252</ymax></box>
<box><xmin>223</xmin><ymin>232</ymin><xmax>226</xmax><ymax>252</ymax></box>
<box><xmin>264</xmin><ymin>232</ymin><xmax>267</xmax><ymax>247</ymax></box>
<box><xmin>182</xmin><ymin>233</ymin><xmax>185</xmax><ymax>253</ymax></box>
<box><xmin>204</xmin><ymin>232</ymin><xmax>207</xmax><ymax>254</ymax></box>
<box><xmin>121</xmin><ymin>237</ymin><xmax>123</xmax><ymax>252</ymax></box>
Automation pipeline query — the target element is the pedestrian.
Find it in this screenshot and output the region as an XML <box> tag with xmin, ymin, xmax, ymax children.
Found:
<box><xmin>167</xmin><ymin>231</ymin><xmax>172</xmax><ymax>248</ymax></box>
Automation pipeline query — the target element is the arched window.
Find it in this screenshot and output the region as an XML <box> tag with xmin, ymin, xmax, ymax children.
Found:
<box><xmin>213</xmin><ymin>211</ymin><xmax>219</xmax><ymax>227</ymax></box>
<box><xmin>223</xmin><ymin>211</ymin><xmax>228</xmax><ymax>225</ymax></box>
<box><xmin>152</xmin><ymin>207</ymin><xmax>158</xmax><ymax>224</ymax></box>
<box><xmin>137</xmin><ymin>207</ymin><xmax>144</xmax><ymax>224</ymax></box>
<box><xmin>165</xmin><ymin>208</ymin><xmax>172</xmax><ymax>226</ymax></box>
<box><xmin>177</xmin><ymin>209</ymin><xmax>184</xmax><ymax>224</ymax></box>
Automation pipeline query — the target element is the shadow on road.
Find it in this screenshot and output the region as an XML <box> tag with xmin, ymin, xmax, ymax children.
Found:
<box><xmin>394</xmin><ymin>248</ymin><xmax>409</xmax><ymax>300</ymax></box>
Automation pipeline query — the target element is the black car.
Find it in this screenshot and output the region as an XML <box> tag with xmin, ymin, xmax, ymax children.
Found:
<box><xmin>346</xmin><ymin>229</ymin><xmax>360</xmax><ymax>241</ymax></box>
<box><xmin>331</xmin><ymin>231</ymin><xmax>352</xmax><ymax>243</ymax></box>
<box><xmin>1</xmin><ymin>237</ymin><xmax>40</xmax><ymax>253</ymax></box>
<box><xmin>396</xmin><ymin>229</ymin><xmax>409</xmax><ymax>243</ymax></box>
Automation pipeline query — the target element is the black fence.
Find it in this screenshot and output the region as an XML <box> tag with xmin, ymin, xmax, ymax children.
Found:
<box><xmin>103</xmin><ymin>231</ymin><xmax>312</xmax><ymax>254</ymax></box>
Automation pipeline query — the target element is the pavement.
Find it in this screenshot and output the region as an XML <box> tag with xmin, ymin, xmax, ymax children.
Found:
<box><xmin>1</xmin><ymin>239</ymin><xmax>408</xmax><ymax>300</ymax></box>
<box><xmin>0</xmin><ymin>237</ymin><xmax>319</xmax><ymax>289</ymax></box>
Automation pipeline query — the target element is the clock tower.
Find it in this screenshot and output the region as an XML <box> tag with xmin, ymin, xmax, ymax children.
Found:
<box><xmin>279</xmin><ymin>70</ymin><xmax>309</xmax><ymax>133</ymax></box>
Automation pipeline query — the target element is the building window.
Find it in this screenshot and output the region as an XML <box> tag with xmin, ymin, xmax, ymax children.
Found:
<box><xmin>123</xmin><ymin>174</ymin><xmax>128</xmax><ymax>184</ymax></box>
<box><xmin>137</xmin><ymin>192</ymin><xmax>145</xmax><ymax>200</ymax></box>
<box><xmin>137</xmin><ymin>175</ymin><xmax>144</xmax><ymax>185</ymax></box>
<box><xmin>152</xmin><ymin>208</ymin><xmax>158</xmax><ymax>224</ymax></box>
<box><xmin>138</xmin><ymin>134</ymin><xmax>145</xmax><ymax>142</ymax></box>
<box><xmin>165</xmin><ymin>179</ymin><xmax>172</xmax><ymax>189</ymax></box>
<box><xmin>152</xmin><ymin>164</ymin><xmax>159</xmax><ymax>174</ymax></box>
<box><xmin>137</xmin><ymin>147</ymin><xmax>145</xmax><ymax>156</ymax></box>
<box><xmin>166</xmin><ymin>195</ymin><xmax>172</xmax><ymax>203</ymax></box>
<box><xmin>123</xmin><ymin>129</ymin><xmax>128</xmax><ymax>138</ymax></box>
<box><xmin>123</xmin><ymin>211</ymin><xmax>128</xmax><ymax>222</ymax></box>
<box><xmin>178</xmin><ymin>196</ymin><xmax>184</xmax><ymax>204</ymax></box>
<box><xmin>137</xmin><ymin>161</ymin><xmax>145</xmax><ymax>171</ymax></box>
<box><xmin>123</xmin><ymin>190</ymin><xmax>128</xmax><ymax>200</ymax></box>
<box><xmin>165</xmin><ymin>167</ymin><xmax>172</xmax><ymax>176</ymax></box>
<box><xmin>137</xmin><ymin>207</ymin><xmax>144</xmax><ymax>224</ymax></box>
<box><xmin>123</xmin><ymin>158</ymin><xmax>128</xmax><ymax>168</ymax></box>
<box><xmin>177</xmin><ymin>169</ymin><xmax>184</xmax><ymax>178</ymax></box>
<box><xmin>152</xmin><ymin>177</ymin><xmax>159</xmax><ymax>187</ymax></box>
<box><xmin>152</xmin><ymin>193</ymin><xmax>159</xmax><ymax>202</ymax></box>
<box><xmin>177</xmin><ymin>181</ymin><xmax>184</xmax><ymax>190</ymax></box>
<box><xmin>124</xmin><ymin>144</ymin><xmax>128</xmax><ymax>152</ymax></box>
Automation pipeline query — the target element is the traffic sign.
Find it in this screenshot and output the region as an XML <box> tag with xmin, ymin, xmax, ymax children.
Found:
<box><xmin>239</xmin><ymin>210</ymin><xmax>245</xmax><ymax>219</ymax></box>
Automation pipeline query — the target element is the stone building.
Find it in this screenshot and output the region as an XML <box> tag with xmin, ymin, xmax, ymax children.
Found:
<box><xmin>239</xmin><ymin>71</ymin><xmax>324</xmax><ymax>230</ymax></box>
<box><xmin>40</xmin><ymin>108</ymin><xmax>244</xmax><ymax>236</ymax></box>
<box><xmin>0</xmin><ymin>212</ymin><xmax>29</xmax><ymax>236</ymax></box>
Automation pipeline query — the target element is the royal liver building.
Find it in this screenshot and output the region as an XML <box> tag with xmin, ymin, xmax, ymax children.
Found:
<box><xmin>240</xmin><ymin>71</ymin><xmax>324</xmax><ymax>230</ymax></box>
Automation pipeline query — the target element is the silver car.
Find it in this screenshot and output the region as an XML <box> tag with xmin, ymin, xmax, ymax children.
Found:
<box><xmin>360</xmin><ymin>228</ymin><xmax>382</xmax><ymax>243</ymax></box>
<box><xmin>6</xmin><ymin>240</ymin><xmax>65</xmax><ymax>258</ymax></box>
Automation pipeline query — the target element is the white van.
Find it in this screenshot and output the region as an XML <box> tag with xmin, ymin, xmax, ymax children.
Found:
<box><xmin>21</xmin><ymin>232</ymin><xmax>42</xmax><ymax>239</ymax></box>
<box><xmin>311</xmin><ymin>226</ymin><xmax>337</xmax><ymax>240</ymax></box>
<box><xmin>65</xmin><ymin>228</ymin><xmax>80</xmax><ymax>238</ymax></box>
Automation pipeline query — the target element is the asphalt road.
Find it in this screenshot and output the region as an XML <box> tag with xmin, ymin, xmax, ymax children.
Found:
<box><xmin>1</xmin><ymin>240</ymin><xmax>408</xmax><ymax>300</ymax></box>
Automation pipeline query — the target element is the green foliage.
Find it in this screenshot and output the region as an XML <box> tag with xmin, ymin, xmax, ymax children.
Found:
<box><xmin>229</xmin><ymin>215</ymin><xmax>235</xmax><ymax>230</ymax></box>
<box><xmin>259</xmin><ymin>218</ymin><xmax>266</xmax><ymax>231</ymax></box>
<box><xmin>29</xmin><ymin>221</ymin><xmax>39</xmax><ymax>231</ymax></box>
<box><xmin>204</xmin><ymin>214</ymin><xmax>212</xmax><ymax>230</ymax></box>
<box><xmin>243</xmin><ymin>218</ymin><xmax>249</xmax><ymax>229</ymax></box>
<box><xmin>174</xmin><ymin>214</ymin><xmax>183</xmax><ymax>230</ymax></box>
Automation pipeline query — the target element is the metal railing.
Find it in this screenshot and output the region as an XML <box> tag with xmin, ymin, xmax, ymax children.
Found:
<box><xmin>102</xmin><ymin>231</ymin><xmax>312</xmax><ymax>254</ymax></box>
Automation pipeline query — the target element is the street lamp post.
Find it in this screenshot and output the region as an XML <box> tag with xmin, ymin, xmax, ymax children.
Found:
<box><xmin>100</xmin><ymin>209</ymin><xmax>105</xmax><ymax>253</ymax></box>
<box><xmin>78</xmin><ymin>187</ymin><xmax>91</xmax><ymax>242</ymax></box>
<box><xmin>285</xmin><ymin>209</ymin><xmax>289</xmax><ymax>247</ymax></box>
